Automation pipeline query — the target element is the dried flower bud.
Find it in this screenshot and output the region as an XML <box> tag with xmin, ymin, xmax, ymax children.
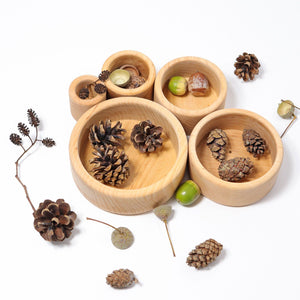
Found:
<box><xmin>42</xmin><ymin>138</ymin><xmax>56</xmax><ymax>147</ymax></box>
<box><xmin>98</xmin><ymin>70</ymin><xmax>110</xmax><ymax>82</ymax></box>
<box><xmin>27</xmin><ymin>109</ymin><xmax>40</xmax><ymax>127</ymax></box>
<box><xmin>17</xmin><ymin>122</ymin><xmax>30</xmax><ymax>137</ymax></box>
<box><xmin>94</xmin><ymin>83</ymin><xmax>107</xmax><ymax>94</ymax></box>
<box><xmin>10</xmin><ymin>133</ymin><xmax>22</xmax><ymax>146</ymax></box>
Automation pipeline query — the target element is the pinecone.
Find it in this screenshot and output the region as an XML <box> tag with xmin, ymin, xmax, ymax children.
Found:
<box><xmin>10</xmin><ymin>133</ymin><xmax>22</xmax><ymax>146</ymax></box>
<box><xmin>242</xmin><ymin>129</ymin><xmax>267</xmax><ymax>158</ymax></box>
<box><xmin>106</xmin><ymin>269</ymin><xmax>137</xmax><ymax>289</ymax></box>
<box><xmin>234</xmin><ymin>52</ymin><xmax>260</xmax><ymax>81</ymax></box>
<box><xmin>130</xmin><ymin>120</ymin><xmax>163</xmax><ymax>153</ymax></box>
<box><xmin>89</xmin><ymin>119</ymin><xmax>126</xmax><ymax>148</ymax></box>
<box><xmin>218</xmin><ymin>157</ymin><xmax>254</xmax><ymax>182</ymax></box>
<box><xmin>33</xmin><ymin>199</ymin><xmax>77</xmax><ymax>242</ymax></box>
<box><xmin>187</xmin><ymin>239</ymin><xmax>223</xmax><ymax>269</ymax></box>
<box><xmin>206</xmin><ymin>128</ymin><xmax>228</xmax><ymax>161</ymax></box>
<box><xmin>90</xmin><ymin>145</ymin><xmax>129</xmax><ymax>186</ymax></box>
<box><xmin>79</xmin><ymin>88</ymin><xmax>89</xmax><ymax>99</ymax></box>
<box><xmin>94</xmin><ymin>83</ymin><xmax>107</xmax><ymax>94</ymax></box>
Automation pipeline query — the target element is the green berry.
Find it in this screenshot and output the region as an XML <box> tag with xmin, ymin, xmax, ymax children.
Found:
<box><xmin>168</xmin><ymin>76</ymin><xmax>187</xmax><ymax>96</ymax></box>
<box><xmin>175</xmin><ymin>180</ymin><xmax>201</xmax><ymax>206</ymax></box>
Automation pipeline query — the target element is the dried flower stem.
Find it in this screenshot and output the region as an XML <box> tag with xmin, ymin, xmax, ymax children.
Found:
<box><xmin>86</xmin><ymin>217</ymin><xmax>122</xmax><ymax>233</ymax></box>
<box><xmin>15</xmin><ymin>126</ymin><xmax>38</xmax><ymax>212</ymax></box>
<box><xmin>281</xmin><ymin>114</ymin><xmax>297</xmax><ymax>138</ymax></box>
<box><xmin>164</xmin><ymin>220</ymin><xmax>176</xmax><ymax>257</ymax></box>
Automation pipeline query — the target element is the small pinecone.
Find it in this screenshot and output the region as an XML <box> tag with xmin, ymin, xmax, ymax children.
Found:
<box><xmin>42</xmin><ymin>137</ymin><xmax>56</xmax><ymax>147</ymax></box>
<box><xmin>10</xmin><ymin>133</ymin><xmax>22</xmax><ymax>145</ymax></box>
<box><xmin>131</xmin><ymin>120</ymin><xmax>163</xmax><ymax>153</ymax></box>
<box><xmin>79</xmin><ymin>88</ymin><xmax>89</xmax><ymax>99</ymax></box>
<box><xmin>27</xmin><ymin>108</ymin><xmax>40</xmax><ymax>127</ymax></box>
<box><xmin>90</xmin><ymin>145</ymin><xmax>129</xmax><ymax>186</ymax></box>
<box><xmin>18</xmin><ymin>122</ymin><xmax>30</xmax><ymax>136</ymax></box>
<box><xmin>218</xmin><ymin>157</ymin><xmax>254</xmax><ymax>182</ymax></box>
<box><xmin>106</xmin><ymin>269</ymin><xmax>137</xmax><ymax>289</ymax></box>
<box><xmin>98</xmin><ymin>70</ymin><xmax>110</xmax><ymax>82</ymax></box>
<box><xmin>187</xmin><ymin>239</ymin><xmax>223</xmax><ymax>269</ymax></box>
<box><xmin>242</xmin><ymin>129</ymin><xmax>267</xmax><ymax>158</ymax></box>
<box><xmin>94</xmin><ymin>83</ymin><xmax>107</xmax><ymax>94</ymax></box>
<box><xmin>89</xmin><ymin>119</ymin><xmax>126</xmax><ymax>148</ymax></box>
<box><xmin>125</xmin><ymin>75</ymin><xmax>145</xmax><ymax>89</ymax></box>
<box><xmin>234</xmin><ymin>52</ymin><xmax>260</xmax><ymax>81</ymax></box>
<box><xmin>33</xmin><ymin>199</ymin><xmax>77</xmax><ymax>242</ymax></box>
<box><xmin>206</xmin><ymin>128</ymin><xmax>228</xmax><ymax>161</ymax></box>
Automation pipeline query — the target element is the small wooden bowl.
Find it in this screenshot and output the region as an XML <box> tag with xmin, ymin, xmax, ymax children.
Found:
<box><xmin>154</xmin><ymin>56</ymin><xmax>227</xmax><ymax>134</ymax></box>
<box><xmin>69</xmin><ymin>97</ymin><xmax>187</xmax><ymax>215</ymax></box>
<box><xmin>69</xmin><ymin>75</ymin><xmax>106</xmax><ymax>120</ymax></box>
<box><xmin>189</xmin><ymin>109</ymin><xmax>283</xmax><ymax>206</ymax></box>
<box><xmin>102</xmin><ymin>50</ymin><xmax>156</xmax><ymax>100</ymax></box>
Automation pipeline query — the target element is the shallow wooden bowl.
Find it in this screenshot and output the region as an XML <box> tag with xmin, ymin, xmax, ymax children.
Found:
<box><xmin>189</xmin><ymin>109</ymin><xmax>283</xmax><ymax>206</ymax></box>
<box><xmin>69</xmin><ymin>75</ymin><xmax>107</xmax><ymax>121</ymax></box>
<box><xmin>154</xmin><ymin>56</ymin><xmax>227</xmax><ymax>135</ymax></box>
<box><xmin>102</xmin><ymin>50</ymin><xmax>156</xmax><ymax>100</ymax></box>
<box><xmin>69</xmin><ymin>97</ymin><xmax>187</xmax><ymax>215</ymax></box>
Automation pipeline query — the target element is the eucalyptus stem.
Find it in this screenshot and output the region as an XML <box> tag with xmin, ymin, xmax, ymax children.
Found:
<box><xmin>281</xmin><ymin>114</ymin><xmax>297</xmax><ymax>138</ymax></box>
<box><xmin>164</xmin><ymin>220</ymin><xmax>176</xmax><ymax>257</ymax></box>
<box><xmin>86</xmin><ymin>217</ymin><xmax>122</xmax><ymax>233</ymax></box>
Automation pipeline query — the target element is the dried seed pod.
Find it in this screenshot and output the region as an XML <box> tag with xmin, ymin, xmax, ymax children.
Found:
<box><xmin>98</xmin><ymin>70</ymin><xmax>110</xmax><ymax>82</ymax></box>
<box><xmin>206</xmin><ymin>128</ymin><xmax>228</xmax><ymax>161</ymax></box>
<box><xmin>78</xmin><ymin>87</ymin><xmax>89</xmax><ymax>99</ymax></box>
<box><xmin>10</xmin><ymin>133</ymin><xmax>23</xmax><ymax>146</ymax></box>
<box><xmin>218</xmin><ymin>157</ymin><xmax>254</xmax><ymax>182</ymax></box>
<box><xmin>188</xmin><ymin>72</ymin><xmax>210</xmax><ymax>96</ymax></box>
<box><xmin>86</xmin><ymin>218</ymin><xmax>134</xmax><ymax>250</ymax></box>
<box><xmin>17</xmin><ymin>122</ymin><xmax>30</xmax><ymax>137</ymax></box>
<box><xmin>186</xmin><ymin>239</ymin><xmax>223</xmax><ymax>269</ymax></box>
<box><xmin>242</xmin><ymin>129</ymin><xmax>266</xmax><ymax>158</ymax></box>
<box><xmin>154</xmin><ymin>204</ymin><xmax>176</xmax><ymax>257</ymax></box>
<box><xmin>42</xmin><ymin>138</ymin><xmax>56</xmax><ymax>147</ymax></box>
<box><xmin>94</xmin><ymin>83</ymin><xmax>107</xmax><ymax>94</ymax></box>
<box><xmin>106</xmin><ymin>269</ymin><xmax>138</xmax><ymax>289</ymax></box>
<box><xmin>27</xmin><ymin>108</ymin><xmax>40</xmax><ymax>127</ymax></box>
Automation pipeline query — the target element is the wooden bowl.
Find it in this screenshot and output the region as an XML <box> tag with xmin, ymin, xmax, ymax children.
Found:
<box><xmin>154</xmin><ymin>56</ymin><xmax>227</xmax><ymax>134</ymax></box>
<box><xmin>189</xmin><ymin>109</ymin><xmax>283</xmax><ymax>206</ymax></box>
<box><xmin>69</xmin><ymin>75</ymin><xmax>107</xmax><ymax>120</ymax></box>
<box><xmin>102</xmin><ymin>50</ymin><xmax>156</xmax><ymax>100</ymax></box>
<box><xmin>69</xmin><ymin>97</ymin><xmax>187</xmax><ymax>215</ymax></box>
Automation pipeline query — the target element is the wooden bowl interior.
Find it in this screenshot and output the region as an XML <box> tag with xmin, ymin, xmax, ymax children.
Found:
<box><xmin>78</xmin><ymin>103</ymin><xmax>179</xmax><ymax>190</ymax></box>
<box><xmin>161</xmin><ymin>60</ymin><xmax>221</xmax><ymax>110</ymax></box>
<box><xmin>75</xmin><ymin>79</ymin><xmax>98</xmax><ymax>99</ymax></box>
<box><xmin>195</xmin><ymin>113</ymin><xmax>277</xmax><ymax>182</ymax></box>
<box><xmin>105</xmin><ymin>54</ymin><xmax>150</xmax><ymax>80</ymax></box>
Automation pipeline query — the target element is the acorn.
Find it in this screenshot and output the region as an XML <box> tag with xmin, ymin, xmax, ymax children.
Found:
<box><xmin>168</xmin><ymin>76</ymin><xmax>187</xmax><ymax>96</ymax></box>
<box><xmin>175</xmin><ymin>180</ymin><xmax>201</xmax><ymax>206</ymax></box>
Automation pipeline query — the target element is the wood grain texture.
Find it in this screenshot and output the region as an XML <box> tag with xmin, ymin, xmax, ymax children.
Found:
<box><xmin>69</xmin><ymin>75</ymin><xmax>106</xmax><ymax>121</ymax></box>
<box><xmin>154</xmin><ymin>56</ymin><xmax>227</xmax><ymax>134</ymax></box>
<box><xmin>69</xmin><ymin>97</ymin><xmax>187</xmax><ymax>215</ymax></box>
<box><xmin>102</xmin><ymin>50</ymin><xmax>156</xmax><ymax>100</ymax></box>
<box><xmin>189</xmin><ymin>109</ymin><xmax>283</xmax><ymax>206</ymax></box>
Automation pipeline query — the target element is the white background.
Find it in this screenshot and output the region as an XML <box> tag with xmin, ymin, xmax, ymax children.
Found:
<box><xmin>1</xmin><ymin>0</ymin><xmax>300</xmax><ymax>299</ymax></box>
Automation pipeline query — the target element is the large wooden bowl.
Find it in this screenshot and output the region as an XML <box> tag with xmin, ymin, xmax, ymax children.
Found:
<box><xmin>69</xmin><ymin>97</ymin><xmax>187</xmax><ymax>215</ymax></box>
<box><xmin>102</xmin><ymin>50</ymin><xmax>156</xmax><ymax>100</ymax></box>
<box><xmin>154</xmin><ymin>56</ymin><xmax>227</xmax><ymax>134</ymax></box>
<box><xmin>69</xmin><ymin>75</ymin><xmax>107</xmax><ymax>121</ymax></box>
<box><xmin>189</xmin><ymin>109</ymin><xmax>283</xmax><ymax>206</ymax></box>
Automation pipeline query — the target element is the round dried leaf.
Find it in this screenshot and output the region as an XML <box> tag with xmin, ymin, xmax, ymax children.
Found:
<box><xmin>111</xmin><ymin>227</ymin><xmax>134</xmax><ymax>250</ymax></box>
<box><xmin>154</xmin><ymin>204</ymin><xmax>172</xmax><ymax>222</ymax></box>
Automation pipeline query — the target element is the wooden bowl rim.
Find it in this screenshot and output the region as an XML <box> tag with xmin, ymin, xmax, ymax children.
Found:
<box><xmin>154</xmin><ymin>56</ymin><xmax>227</xmax><ymax>117</ymax></box>
<box><xmin>69</xmin><ymin>97</ymin><xmax>188</xmax><ymax>197</ymax></box>
<box><xmin>69</xmin><ymin>74</ymin><xmax>106</xmax><ymax>106</ymax></box>
<box><xmin>102</xmin><ymin>50</ymin><xmax>156</xmax><ymax>96</ymax></box>
<box><xmin>189</xmin><ymin>108</ymin><xmax>283</xmax><ymax>189</ymax></box>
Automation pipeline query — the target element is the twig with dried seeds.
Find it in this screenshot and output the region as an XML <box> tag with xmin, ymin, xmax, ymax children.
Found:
<box><xmin>10</xmin><ymin>109</ymin><xmax>77</xmax><ymax>241</ymax></box>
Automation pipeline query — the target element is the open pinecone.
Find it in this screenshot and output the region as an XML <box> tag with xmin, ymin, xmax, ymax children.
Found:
<box><xmin>187</xmin><ymin>239</ymin><xmax>223</xmax><ymax>269</ymax></box>
<box><xmin>234</xmin><ymin>52</ymin><xmax>260</xmax><ymax>81</ymax></box>
<box><xmin>89</xmin><ymin>119</ymin><xmax>126</xmax><ymax>148</ymax></box>
<box><xmin>90</xmin><ymin>145</ymin><xmax>129</xmax><ymax>186</ymax></box>
<box><xmin>33</xmin><ymin>199</ymin><xmax>77</xmax><ymax>242</ymax></box>
<box><xmin>242</xmin><ymin>129</ymin><xmax>267</xmax><ymax>158</ymax></box>
<box><xmin>106</xmin><ymin>269</ymin><xmax>138</xmax><ymax>289</ymax></box>
<box><xmin>130</xmin><ymin>120</ymin><xmax>163</xmax><ymax>153</ymax></box>
<box><xmin>206</xmin><ymin>128</ymin><xmax>228</xmax><ymax>161</ymax></box>
<box><xmin>218</xmin><ymin>157</ymin><xmax>254</xmax><ymax>182</ymax></box>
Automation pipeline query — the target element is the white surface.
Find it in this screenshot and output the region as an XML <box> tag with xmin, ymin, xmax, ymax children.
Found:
<box><xmin>1</xmin><ymin>0</ymin><xmax>300</xmax><ymax>299</ymax></box>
